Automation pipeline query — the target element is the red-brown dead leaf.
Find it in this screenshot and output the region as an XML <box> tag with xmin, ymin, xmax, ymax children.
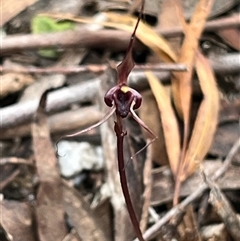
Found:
<box><xmin>216</xmin><ymin>28</ymin><xmax>240</xmax><ymax>50</ymax></box>
<box><xmin>0</xmin><ymin>200</ymin><xmax>36</xmax><ymax>241</ymax></box>
<box><xmin>31</xmin><ymin>90</ymin><xmax>67</xmax><ymax>241</ymax></box>
<box><xmin>63</xmin><ymin>181</ymin><xmax>110</xmax><ymax>241</ymax></box>
<box><xmin>62</xmin><ymin>229</ymin><xmax>82</xmax><ymax>241</ymax></box>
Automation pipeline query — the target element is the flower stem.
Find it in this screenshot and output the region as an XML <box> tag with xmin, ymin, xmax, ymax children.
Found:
<box><xmin>114</xmin><ymin>115</ymin><xmax>145</xmax><ymax>241</ymax></box>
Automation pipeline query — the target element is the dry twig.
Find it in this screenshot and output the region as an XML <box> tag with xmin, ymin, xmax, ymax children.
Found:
<box><xmin>2</xmin><ymin>15</ymin><xmax>239</xmax><ymax>54</ymax></box>
<box><xmin>135</xmin><ymin>137</ymin><xmax>240</xmax><ymax>241</ymax></box>
<box><xmin>201</xmin><ymin>168</ymin><xmax>240</xmax><ymax>240</ymax></box>
<box><xmin>0</xmin><ymin>63</ymin><xmax>187</xmax><ymax>74</ymax></box>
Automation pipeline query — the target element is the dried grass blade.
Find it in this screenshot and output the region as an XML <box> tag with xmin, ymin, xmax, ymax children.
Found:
<box><xmin>145</xmin><ymin>71</ymin><xmax>180</xmax><ymax>176</ymax></box>
<box><xmin>40</xmin><ymin>13</ymin><xmax>177</xmax><ymax>62</ymax></box>
<box><xmin>171</xmin><ymin>0</ymin><xmax>215</xmax><ymax>122</ymax></box>
<box><xmin>179</xmin><ymin>51</ymin><xmax>219</xmax><ymax>181</ymax></box>
<box><xmin>172</xmin><ymin>0</ymin><xmax>215</xmax><ymax>204</ymax></box>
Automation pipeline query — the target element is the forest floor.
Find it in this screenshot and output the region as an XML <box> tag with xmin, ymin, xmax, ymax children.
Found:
<box><xmin>1</xmin><ymin>0</ymin><xmax>240</xmax><ymax>241</ymax></box>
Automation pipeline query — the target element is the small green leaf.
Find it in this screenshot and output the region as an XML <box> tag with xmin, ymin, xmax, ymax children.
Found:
<box><xmin>31</xmin><ymin>16</ymin><xmax>74</xmax><ymax>34</ymax></box>
<box><xmin>31</xmin><ymin>16</ymin><xmax>75</xmax><ymax>58</ymax></box>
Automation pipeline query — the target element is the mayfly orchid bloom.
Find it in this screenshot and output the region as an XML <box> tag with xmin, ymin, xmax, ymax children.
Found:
<box><xmin>58</xmin><ymin>0</ymin><xmax>156</xmax><ymax>240</ymax></box>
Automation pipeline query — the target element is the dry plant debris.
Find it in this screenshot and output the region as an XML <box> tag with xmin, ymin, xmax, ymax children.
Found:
<box><xmin>1</xmin><ymin>0</ymin><xmax>240</xmax><ymax>241</ymax></box>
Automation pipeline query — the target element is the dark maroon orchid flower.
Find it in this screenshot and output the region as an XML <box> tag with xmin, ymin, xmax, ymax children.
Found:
<box><xmin>59</xmin><ymin>1</ymin><xmax>156</xmax><ymax>240</ymax></box>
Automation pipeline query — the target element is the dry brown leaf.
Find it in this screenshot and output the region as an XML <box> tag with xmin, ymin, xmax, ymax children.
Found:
<box><xmin>178</xmin><ymin>205</ymin><xmax>202</xmax><ymax>241</ymax></box>
<box><xmin>31</xmin><ymin>90</ymin><xmax>67</xmax><ymax>241</ymax></box>
<box><xmin>172</xmin><ymin>0</ymin><xmax>215</xmax><ymax>204</ymax></box>
<box><xmin>179</xmin><ymin>51</ymin><xmax>219</xmax><ymax>181</ymax></box>
<box><xmin>62</xmin><ymin>229</ymin><xmax>82</xmax><ymax>241</ymax></box>
<box><xmin>151</xmin><ymin>160</ymin><xmax>240</xmax><ymax>206</ymax></box>
<box><xmin>102</xmin><ymin>13</ymin><xmax>177</xmax><ymax>62</ymax></box>
<box><xmin>208</xmin><ymin>180</ymin><xmax>240</xmax><ymax>240</ymax></box>
<box><xmin>32</xmin><ymin>91</ymin><xmax>109</xmax><ymax>241</ymax></box>
<box><xmin>40</xmin><ymin>12</ymin><xmax>177</xmax><ymax>62</ymax></box>
<box><xmin>172</xmin><ymin>1</ymin><xmax>188</xmax><ymax>33</ymax></box>
<box><xmin>145</xmin><ymin>71</ymin><xmax>180</xmax><ymax>176</ymax></box>
<box><xmin>140</xmin><ymin>141</ymin><xmax>153</xmax><ymax>232</ymax></box>
<box><xmin>93</xmin><ymin>199</ymin><xmax>113</xmax><ymax>240</ymax></box>
<box><xmin>0</xmin><ymin>200</ymin><xmax>36</xmax><ymax>241</ymax></box>
<box><xmin>216</xmin><ymin>28</ymin><xmax>240</xmax><ymax>50</ymax></box>
<box><xmin>63</xmin><ymin>181</ymin><xmax>110</xmax><ymax>241</ymax></box>
<box><xmin>171</xmin><ymin>0</ymin><xmax>215</xmax><ymax>119</ymax></box>
<box><xmin>158</xmin><ymin>0</ymin><xmax>182</xmax><ymax>55</ymax></box>
<box><xmin>139</xmin><ymin>90</ymin><xmax>169</xmax><ymax>166</ymax></box>
<box><xmin>158</xmin><ymin>0</ymin><xmax>181</xmax><ymax>29</ymax></box>
<box><xmin>1</xmin><ymin>0</ymin><xmax>38</xmax><ymax>26</ymax></box>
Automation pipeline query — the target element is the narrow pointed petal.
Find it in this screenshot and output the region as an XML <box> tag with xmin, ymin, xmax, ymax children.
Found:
<box><xmin>117</xmin><ymin>0</ymin><xmax>145</xmax><ymax>85</ymax></box>
<box><xmin>61</xmin><ymin>106</ymin><xmax>116</xmax><ymax>138</ymax></box>
<box><xmin>130</xmin><ymin>102</ymin><xmax>157</xmax><ymax>158</ymax></box>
